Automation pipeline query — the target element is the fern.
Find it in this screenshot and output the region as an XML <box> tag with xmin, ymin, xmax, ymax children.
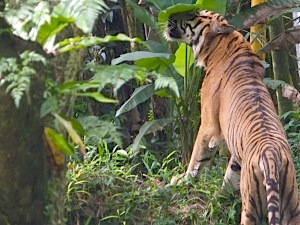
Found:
<box><xmin>0</xmin><ymin>51</ymin><xmax>46</xmax><ymax>107</ymax></box>
<box><xmin>78</xmin><ymin>115</ymin><xmax>123</xmax><ymax>147</ymax></box>
<box><xmin>4</xmin><ymin>0</ymin><xmax>116</xmax><ymax>48</ymax></box>
<box><xmin>56</xmin><ymin>0</ymin><xmax>111</xmax><ymax>33</ymax></box>
<box><xmin>3</xmin><ymin>0</ymin><xmax>50</xmax><ymax>40</ymax></box>
<box><xmin>89</xmin><ymin>64</ymin><xmax>148</xmax><ymax>94</ymax></box>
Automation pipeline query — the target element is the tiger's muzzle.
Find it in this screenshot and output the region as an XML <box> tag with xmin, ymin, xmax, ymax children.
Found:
<box><xmin>166</xmin><ymin>20</ymin><xmax>182</xmax><ymax>40</ymax></box>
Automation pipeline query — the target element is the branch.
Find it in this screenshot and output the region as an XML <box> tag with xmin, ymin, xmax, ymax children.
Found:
<box><xmin>230</xmin><ymin>2</ymin><xmax>300</xmax><ymax>29</ymax></box>
<box><xmin>260</xmin><ymin>26</ymin><xmax>300</xmax><ymax>53</ymax></box>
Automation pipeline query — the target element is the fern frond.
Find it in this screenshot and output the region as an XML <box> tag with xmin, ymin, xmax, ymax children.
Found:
<box><xmin>78</xmin><ymin>115</ymin><xmax>123</xmax><ymax>147</ymax></box>
<box><xmin>72</xmin><ymin>0</ymin><xmax>109</xmax><ymax>33</ymax></box>
<box><xmin>0</xmin><ymin>51</ymin><xmax>46</xmax><ymax>108</ymax></box>
<box><xmin>54</xmin><ymin>0</ymin><xmax>111</xmax><ymax>33</ymax></box>
<box><xmin>154</xmin><ymin>76</ymin><xmax>180</xmax><ymax>98</ymax></box>
<box><xmin>4</xmin><ymin>0</ymin><xmax>50</xmax><ymax>40</ymax></box>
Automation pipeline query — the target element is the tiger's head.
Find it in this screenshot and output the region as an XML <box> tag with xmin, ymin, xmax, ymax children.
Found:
<box><xmin>165</xmin><ymin>10</ymin><xmax>235</xmax><ymax>46</ymax></box>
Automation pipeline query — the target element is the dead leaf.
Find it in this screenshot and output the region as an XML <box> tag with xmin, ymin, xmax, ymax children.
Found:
<box><xmin>282</xmin><ymin>85</ymin><xmax>300</xmax><ymax>105</ymax></box>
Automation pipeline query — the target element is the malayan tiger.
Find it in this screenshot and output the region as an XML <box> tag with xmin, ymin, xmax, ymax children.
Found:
<box><xmin>165</xmin><ymin>9</ymin><xmax>300</xmax><ymax>225</ymax></box>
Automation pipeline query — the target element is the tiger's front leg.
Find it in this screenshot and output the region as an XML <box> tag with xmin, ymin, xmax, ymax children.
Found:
<box><xmin>186</xmin><ymin>127</ymin><xmax>222</xmax><ymax>177</ymax></box>
<box><xmin>170</xmin><ymin>125</ymin><xmax>222</xmax><ymax>184</ymax></box>
<box><xmin>170</xmin><ymin>84</ymin><xmax>225</xmax><ymax>185</ymax></box>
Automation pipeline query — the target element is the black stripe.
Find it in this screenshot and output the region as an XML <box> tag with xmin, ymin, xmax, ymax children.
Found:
<box><xmin>212</xmin><ymin>79</ymin><xmax>222</xmax><ymax>97</ymax></box>
<box><xmin>197</xmin><ymin>157</ymin><xmax>211</xmax><ymax>163</ymax></box>
<box><xmin>227</xmin><ymin>36</ymin><xmax>239</xmax><ymax>49</ymax></box>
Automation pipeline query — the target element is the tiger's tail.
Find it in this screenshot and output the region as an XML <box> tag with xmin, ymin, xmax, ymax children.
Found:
<box><xmin>261</xmin><ymin>148</ymin><xmax>280</xmax><ymax>225</ymax></box>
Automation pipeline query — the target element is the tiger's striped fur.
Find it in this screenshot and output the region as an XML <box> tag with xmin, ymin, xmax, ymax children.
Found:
<box><xmin>166</xmin><ymin>10</ymin><xmax>300</xmax><ymax>225</ymax></box>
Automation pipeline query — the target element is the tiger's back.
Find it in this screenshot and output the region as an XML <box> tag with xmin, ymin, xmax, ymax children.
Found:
<box><xmin>212</xmin><ymin>28</ymin><xmax>300</xmax><ymax>225</ymax></box>
<box><xmin>166</xmin><ymin>9</ymin><xmax>300</xmax><ymax>225</ymax></box>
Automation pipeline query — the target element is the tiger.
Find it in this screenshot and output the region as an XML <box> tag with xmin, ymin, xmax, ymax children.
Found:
<box><xmin>165</xmin><ymin>9</ymin><xmax>300</xmax><ymax>225</ymax></box>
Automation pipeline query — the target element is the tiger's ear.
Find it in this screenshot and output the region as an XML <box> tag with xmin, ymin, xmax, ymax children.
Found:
<box><xmin>212</xmin><ymin>22</ymin><xmax>235</xmax><ymax>34</ymax></box>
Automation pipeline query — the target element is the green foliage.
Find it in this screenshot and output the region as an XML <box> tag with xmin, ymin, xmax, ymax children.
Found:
<box><xmin>196</xmin><ymin>0</ymin><xmax>228</xmax><ymax>15</ymax></box>
<box><xmin>51</xmin><ymin>0</ymin><xmax>110</xmax><ymax>34</ymax></box>
<box><xmin>54</xmin><ymin>34</ymin><xmax>147</xmax><ymax>54</ymax></box>
<box><xmin>116</xmin><ymin>84</ymin><xmax>155</xmax><ymax>117</ymax></box>
<box><xmin>282</xmin><ymin>109</ymin><xmax>300</xmax><ymax>149</ymax></box>
<box><xmin>132</xmin><ymin>118</ymin><xmax>173</xmax><ymax>152</ymax></box>
<box><xmin>65</xmin><ymin>145</ymin><xmax>241</xmax><ymax>225</ymax></box>
<box><xmin>0</xmin><ymin>50</ymin><xmax>46</xmax><ymax>107</ymax></box>
<box><xmin>89</xmin><ymin>64</ymin><xmax>148</xmax><ymax>94</ymax></box>
<box><xmin>3</xmin><ymin>0</ymin><xmax>117</xmax><ymax>50</ymax></box>
<box><xmin>45</xmin><ymin>127</ymin><xmax>75</xmax><ymax>155</ymax></box>
<box><xmin>112</xmin><ymin>51</ymin><xmax>175</xmax><ymax>66</ymax></box>
<box><xmin>173</xmin><ymin>44</ymin><xmax>194</xmax><ymax>77</ymax></box>
<box><xmin>2</xmin><ymin>0</ymin><xmax>50</xmax><ymax>40</ymax></box>
<box><xmin>158</xmin><ymin>0</ymin><xmax>228</xmax><ymax>26</ymax></box>
<box><xmin>78</xmin><ymin>115</ymin><xmax>123</xmax><ymax>148</ymax></box>
<box><xmin>158</xmin><ymin>3</ymin><xmax>202</xmax><ymax>25</ymax></box>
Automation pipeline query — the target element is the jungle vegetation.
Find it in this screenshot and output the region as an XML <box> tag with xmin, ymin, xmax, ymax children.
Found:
<box><xmin>0</xmin><ymin>0</ymin><xmax>299</xmax><ymax>224</ymax></box>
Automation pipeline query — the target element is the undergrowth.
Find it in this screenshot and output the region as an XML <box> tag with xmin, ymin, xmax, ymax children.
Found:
<box><xmin>64</xmin><ymin>145</ymin><xmax>241</xmax><ymax>225</ymax></box>
<box><xmin>64</xmin><ymin>109</ymin><xmax>300</xmax><ymax>225</ymax></box>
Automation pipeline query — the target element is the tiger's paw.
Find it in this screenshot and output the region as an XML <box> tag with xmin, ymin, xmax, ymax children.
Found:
<box><xmin>169</xmin><ymin>173</ymin><xmax>186</xmax><ymax>185</ymax></box>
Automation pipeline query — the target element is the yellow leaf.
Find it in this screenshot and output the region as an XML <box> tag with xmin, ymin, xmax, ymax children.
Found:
<box><xmin>52</xmin><ymin>113</ymin><xmax>86</xmax><ymax>155</ymax></box>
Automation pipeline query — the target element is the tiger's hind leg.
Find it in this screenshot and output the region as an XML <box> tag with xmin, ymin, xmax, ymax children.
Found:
<box><xmin>279</xmin><ymin>158</ymin><xmax>300</xmax><ymax>225</ymax></box>
<box><xmin>240</xmin><ymin>161</ymin><xmax>266</xmax><ymax>225</ymax></box>
<box><xmin>220</xmin><ymin>156</ymin><xmax>241</xmax><ymax>195</ymax></box>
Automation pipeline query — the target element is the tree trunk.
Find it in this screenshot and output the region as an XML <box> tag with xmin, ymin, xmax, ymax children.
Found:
<box><xmin>269</xmin><ymin>16</ymin><xmax>293</xmax><ymax>115</ymax></box>
<box><xmin>0</xmin><ymin>16</ymin><xmax>47</xmax><ymax>225</ymax></box>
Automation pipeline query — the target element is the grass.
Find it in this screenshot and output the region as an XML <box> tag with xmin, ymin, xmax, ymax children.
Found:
<box><xmin>64</xmin><ymin>144</ymin><xmax>242</xmax><ymax>225</ymax></box>
<box><xmin>64</xmin><ymin>109</ymin><xmax>300</xmax><ymax>225</ymax></box>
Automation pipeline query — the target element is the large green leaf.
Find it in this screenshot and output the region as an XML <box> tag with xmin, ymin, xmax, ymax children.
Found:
<box><xmin>158</xmin><ymin>0</ymin><xmax>227</xmax><ymax>25</ymax></box>
<box><xmin>44</xmin><ymin>127</ymin><xmax>74</xmax><ymax>156</ymax></box>
<box><xmin>173</xmin><ymin>44</ymin><xmax>194</xmax><ymax>76</ymax></box>
<box><xmin>59</xmin><ymin>81</ymin><xmax>100</xmax><ymax>93</ymax></box>
<box><xmin>116</xmin><ymin>84</ymin><xmax>155</xmax><ymax>117</ymax></box>
<box><xmin>37</xmin><ymin>15</ymin><xmax>73</xmax><ymax>48</ymax></box>
<box><xmin>132</xmin><ymin>118</ymin><xmax>173</xmax><ymax>151</ymax></box>
<box><xmin>53</xmin><ymin>113</ymin><xmax>86</xmax><ymax>155</ymax></box>
<box><xmin>158</xmin><ymin>4</ymin><xmax>202</xmax><ymax>24</ymax></box>
<box><xmin>196</xmin><ymin>0</ymin><xmax>227</xmax><ymax>15</ymax></box>
<box><xmin>146</xmin><ymin>0</ymin><xmax>195</xmax><ymax>10</ymax></box>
